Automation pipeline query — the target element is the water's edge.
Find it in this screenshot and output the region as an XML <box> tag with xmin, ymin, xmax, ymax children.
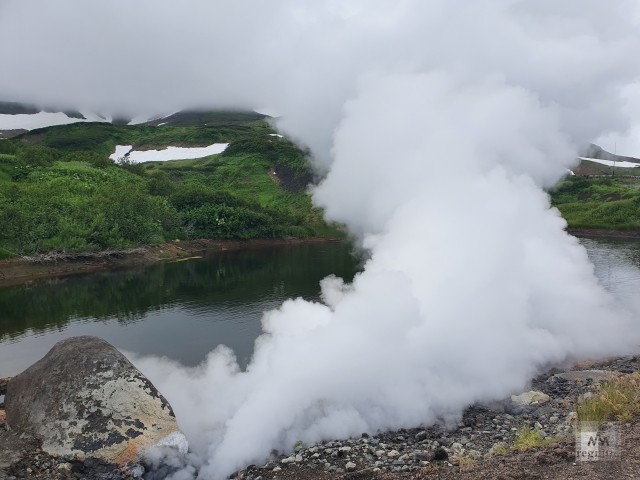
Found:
<box><xmin>0</xmin><ymin>237</ymin><xmax>343</xmax><ymax>288</ymax></box>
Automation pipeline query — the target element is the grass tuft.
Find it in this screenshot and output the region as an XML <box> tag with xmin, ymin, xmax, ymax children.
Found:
<box><xmin>577</xmin><ymin>372</ymin><xmax>640</xmax><ymax>423</ymax></box>
<box><xmin>512</xmin><ymin>426</ymin><xmax>556</xmax><ymax>451</ymax></box>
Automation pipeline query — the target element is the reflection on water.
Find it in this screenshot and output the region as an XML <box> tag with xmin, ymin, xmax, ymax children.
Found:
<box><xmin>2</xmin><ymin>238</ymin><xmax>640</xmax><ymax>376</ymax></box>
<box><xmin>581</xmin><ymin>238</ymin><xmax>640</xmax><ymax>313</ymax></box>
<box><xmin>0</xmin><ymin>243</ymin><xmax>360</xmax><ymax>375</ymax></box>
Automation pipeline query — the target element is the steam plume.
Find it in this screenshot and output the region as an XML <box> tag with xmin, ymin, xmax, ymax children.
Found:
<box><xmin>3</xmin><ymin>1</ymin><xmax>640</xmax><ymax>478</ymax></box>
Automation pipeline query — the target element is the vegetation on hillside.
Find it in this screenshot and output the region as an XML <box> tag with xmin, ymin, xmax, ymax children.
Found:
<box><xmin>550</xmin><ymin>176</ymin><xmax>640</xmax><ymax>231</ymax></box>
<box><xmin>0</xmin><ymin>119</ymin><xmax>342</xmax><ymax>258</ymax></box>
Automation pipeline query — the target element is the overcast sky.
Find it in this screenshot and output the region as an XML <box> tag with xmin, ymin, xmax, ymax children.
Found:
<box><xmin>1</xmin><ymin>1</ymin><xmax>640</xmax><ymax>155</ymax></box>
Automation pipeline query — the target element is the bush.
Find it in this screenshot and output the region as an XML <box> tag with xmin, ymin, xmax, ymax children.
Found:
<box><xmin>183</xmin><ymin>204</ymin><xmax>276</xmax><ymax>239</ymax></box>
<box><xmin>17</xmin><ymin>145</ymin><xmax>60</xmax><ymax>167</ymax></box>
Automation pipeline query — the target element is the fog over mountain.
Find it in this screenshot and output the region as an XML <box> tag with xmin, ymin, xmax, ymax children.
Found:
<box><xmin>3</xmin><ymin>2</ymin><xmax>640</xmax><ymax>479</ymax></box>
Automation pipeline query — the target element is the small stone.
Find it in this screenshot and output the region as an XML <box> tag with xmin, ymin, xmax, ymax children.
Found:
<box><xmin>56</xmin><ymin>463</ymin><xmax>72</xmax><ymax>472</ymax></box>
<box><xmin>387</xmin><ymin>450</ymin><xmax>400</xmax><ymax>458</ymax></box>
<box><xmin>280</xmin><ymin>456</ymin><xmax>295</xmax><ymax>464</ymax></box>
<box><xmin>345</xmin><ymin>461</ymin><xmax>357</xmax><ymax>472</ymax></box>
<box><xmin>129</xmin><ymin>465</ymin><xmax>145</xmax><ymax>478</ymax></box>
<box><xmin>413</xmin><ymin>450</ymin><xmax>429</xmax><ymax>461</ymax></box>
<box><xmin>272</xmin><ymin>466</ymin><xmax>282</xmax><ymax>472</ymax></box>
<box><xmin>339</xmin><ymin>446</ymin><xmax>352</xmax><ymax>453</ymax></box>
<box><xmin>450</xmin><ymin>442</ymin><xmax>464</xmax><ymax>454</ymax></box>
<box><xmin>294</xmin><ymin>454</ymin><xmax>303</xmax><ymax>463</ymax></box>
<box><xmin>432</xmin><ymin>448</ymin><xmax>448</xmax><ymax>461</ymax></box>
<box><xmin>375</xmin><ymin>450</ymin><xmax>386</xmax><ymax>457</ymax></box>
<box><xmin>511</xmin><ymin>391</ymin><xmax>551</xmax><ymax>406</ymax></box>
<box><xmin>415</xmin><ymin>430</ymin><xmax>428</xmax><ymax>442</ymax></box>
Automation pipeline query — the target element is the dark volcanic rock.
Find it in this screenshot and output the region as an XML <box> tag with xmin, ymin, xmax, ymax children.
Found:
<box><xmin>5</xmin><ymin>336</ymin><xmax>186</xmax><ymax>465</ymax></box>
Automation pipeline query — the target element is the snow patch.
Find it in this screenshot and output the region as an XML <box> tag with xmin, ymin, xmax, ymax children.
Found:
<box><xmin>0</xmin><ymin>112</ymin><xmax>86</xmax><ymax>130</ymax></box>
<box><xmin>109</xmin><ymin>143</ymin><xmax>228</xmax><ymax>163</ymax></box>
<box><xmin>110</xmin><ymin>145</ymin><xmax>133</xmax><ymax>161</ymax></box>
<box><xmin>578</xmin><ymin>157</ymin><xmax>640</xmax><ymax>168</ymax></box>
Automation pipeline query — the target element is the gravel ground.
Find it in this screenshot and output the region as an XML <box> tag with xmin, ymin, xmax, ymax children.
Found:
<box><xmin>1</xmin><ymin>355</ymin><xmax>638</xmax><ymax>480</ymax></box>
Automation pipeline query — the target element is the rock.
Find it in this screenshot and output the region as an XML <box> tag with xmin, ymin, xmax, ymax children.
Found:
<box><xmin>0</xmin><ymin>377</ymin><xmax>10</xmax><ymax>396</ymax></box>
<box><xmin>450</xmin><ymin>442</ymin><xmax>464</xmax><ymax>454</ymax></box>
<box><xmin>413</xmin><ymin>450</ymin><xmax>430</xmax><ymax>461</ymax></box>
<box><xmin>432</xmin><ymin>448</ymin><xmax>448</xmax><ymax>461</ymax></box>
<box><xmin>415</xmin><ymin>430</ymin><xmax>428</xmax><ymax>441</ymax></box>
<box><xmin>511</xmin><ymin>391</ymin><xmax>551</xmax><ymax>406</ymax></box>
<box><xmin>550</xmin><ymin>370</ymin><xmax>618</xmax><ymax>384</ymax></box>
<box><xmin>128</xmin><ymin>464</ymin><xmax>145</xmax><ymax>478</ymax></box>
<box><xmin>345</xmin><ymin>461</ymin><xmax>357</xmax><ymax>472</ymax></box>
<box><xmin>56</xmin><ymin>462</ymin><xmax>72</xmax><ymax>472</ymax></box>
<box><xmin>387</xmin><ymin>450</ymin><xmax>400</xmax><ymax>458</ymax></box>
<box><xmin>5</xmin><ymin>336</ymin><xmax>185</xmax><ymax>465</ymax></box>
<box><xmin>0</xmin><ymin>410</ymin><xmax>5</xmax><ymax>427</ymax></box>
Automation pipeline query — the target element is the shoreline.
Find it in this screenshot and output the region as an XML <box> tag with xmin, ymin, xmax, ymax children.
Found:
<box><xmin>567</xmin><ymin>228</ymin><xmax>640</xmax><ymax>240</ymax></box>
<box><xmin>0</xmin><ymin>237</ymin><xmax>343</xmax><ymax>288</ymax></box>
<box><xmin>1</xmin><ymin>227</ymin><xmax>638</xmax><ymax>287</ymax></box>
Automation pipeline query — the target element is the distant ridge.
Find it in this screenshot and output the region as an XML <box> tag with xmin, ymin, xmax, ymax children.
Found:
<box><xmin>143</xmin><ymin>110</ymin><xmax>268</xmax><ymax>127</ymax></box>
<box><xmin>581</xmin><ymin>143</ymin><xmax>640</xmax><ymax>164</ymax></box>
<box><xmin>0</xmin><ymin>100</ymin><xmax>268</xmax><ymax>134</ymax></box>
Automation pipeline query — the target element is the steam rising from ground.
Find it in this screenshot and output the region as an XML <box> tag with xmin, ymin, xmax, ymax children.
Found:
<box><xmin>4</xmin><ymin>1</ymin><xmax>640</xmax><ymax>478</ymax></box>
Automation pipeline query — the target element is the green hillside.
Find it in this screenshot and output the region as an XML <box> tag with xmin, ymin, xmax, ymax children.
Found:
<box><xmin>550</xmin><ymin>176</ymin><xmax>640</xmax><ymax>230</ymax></box>
<box><xmin>0</xmin><ymin>117</ymin><xmax>342</xmax><ymax>258</ymax></box>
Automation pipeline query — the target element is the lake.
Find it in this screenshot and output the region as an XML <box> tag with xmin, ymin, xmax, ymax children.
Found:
<box><xmin>0</xmin><ymin>243</ymin><xmax>360</xmax><ymax>376</ymax></box>
<box><xmin>1</xmin><ymin>238</ymin><xmax>639</xmax><ymax>376</ymax></box>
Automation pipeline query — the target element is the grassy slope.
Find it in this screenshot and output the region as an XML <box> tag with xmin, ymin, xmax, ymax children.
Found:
<box><xmin>0</xmin><ymin>116</ymin><xmax>342</xmax><ymax>258</ymax></box>
<box><xmin>17</xmin><ymin>120</ymin><xmax>271</xmax><ymax>154</ymax></box>
<box><xmin>550</xmin><ymin>176</ymin><xmax>640</xmax><ymax>230</ymax></box>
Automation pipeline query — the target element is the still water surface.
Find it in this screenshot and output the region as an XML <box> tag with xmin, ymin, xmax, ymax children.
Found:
<box><xmin>0</xmin><ymin>243</ymin><xmax>359</xmax><ymax>375</ymax></box>
<box><xmin>1</xmin><ymin>239</ymin><xmax>639</xmax><ymax>376</ymax></box>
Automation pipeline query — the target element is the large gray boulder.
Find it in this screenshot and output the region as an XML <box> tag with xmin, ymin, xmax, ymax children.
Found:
<box><xmin>5</xmin><ymin>336</ymin><xmax>186</xmax><ymax>464</ymax></box>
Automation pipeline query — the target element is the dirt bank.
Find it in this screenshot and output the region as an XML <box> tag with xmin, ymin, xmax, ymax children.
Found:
<box><xmin>567</xmin><ymin>228</ymin><xmax>640</xmax><ymax>240</ymax></box>
<box><xmin>0</xmin><ymin>237</ymin><xmax>342</xmax><ymax>288</ymax></box>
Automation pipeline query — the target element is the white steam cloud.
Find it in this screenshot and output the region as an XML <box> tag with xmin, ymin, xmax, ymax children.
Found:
<box><xmin>4</xmin><ymin>1</ymin><xmax>640</xmax><ymax>478</ymax></box>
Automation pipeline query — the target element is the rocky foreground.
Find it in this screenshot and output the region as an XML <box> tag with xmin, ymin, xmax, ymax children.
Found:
<box><xmin>1</xmin><ymin>350</ymin><xmax>639</xmax><ymax>480</ymax></box>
